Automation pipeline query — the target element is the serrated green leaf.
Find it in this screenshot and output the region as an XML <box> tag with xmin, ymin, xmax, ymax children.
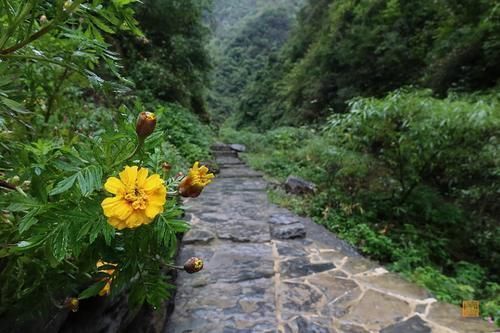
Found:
<box><xmin>169</xmin><ymin>220</ymin><xmax>190</xmax><ymax>232</ymax></box>
<box><xmin>19</xmin><ymin>208</ymin><xmax>40</xmax><ymax>233</ymax></box>
<box><xmin>77</xmin><ymin>165</ymin><xmax>103</xmax><ymax>196</ymax></box>
<box><xmin>49</xmin><ymin>174</ymin><xmax>78</xmax><ymax>195</ymax></box>
<box><xmin>90</xmin><ymin>15</ymin><xmax>115</xmax><ymax>34</ymax></box>
<box><xmin>7</xmin><ymin>197</ymin><xmax>42</xmax><ymax>212</ymax></box>
<box><xmin>52</xmin><ymin>225</ymin><xmax>69</xmax><ymax>262</ymax></box>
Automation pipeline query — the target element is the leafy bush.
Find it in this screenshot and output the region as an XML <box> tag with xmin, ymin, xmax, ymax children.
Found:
<box><xmin>0</xmin><ymin>1</ymin><xmax>215</xmax><ymax>329</ymax></box>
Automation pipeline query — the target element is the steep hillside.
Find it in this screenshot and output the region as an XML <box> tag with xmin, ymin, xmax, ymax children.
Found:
<box><xmin>234</xmin><ymin>0</ymin><xmax>500</xmax><ymax>128</ymax></box>
<box><xmin>207</xmin><ymin>0</ymin><xmax>304</xmax><ymax>124</ymax></box>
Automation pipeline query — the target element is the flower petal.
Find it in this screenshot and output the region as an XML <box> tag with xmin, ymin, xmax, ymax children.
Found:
<box><xmin>108</xmin><ymin>217</ymin><xmax>127</xmax><ymax>230</ymax></box>
<box><xmin>125</xmin><ymin>211</ymin><xmax>150</xmax><ymax>228</ymax></box>
<box><xmin>119</xmin><ymin>166</ymin><xmax>138</xmax><ymax>188</ymax></box>
<box><xmin>148</xmin><ymin>191</ymin><xmax>167</xmax><ymax>206</ymax></box>
<box><xmin>143</xmin><ymin>174</ymin><xmax>164</xmax><ymax>192</ymax></box>
<box><xmin>101</xmin><ymin>197</ymin><xmax>132</xmax><ymax>220</ymax></box>
<box><xmin>104</xmin><ymin>177</ymin><xmax>125</xmax><ymax>195</ymax></box>
<box><xmin>145</xmin><ymin>204</ymin><xmax>164</xmax><ymax>218</ymax></box>
<box><xmin>136</xmin><ymin>167</ymin><xmax>149</xmax><ymax>187</ymax></box>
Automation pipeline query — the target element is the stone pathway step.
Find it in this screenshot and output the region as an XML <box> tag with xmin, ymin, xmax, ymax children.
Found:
<box><xmin>166</xmin><ymin>144</ymin><xmax>495</xmax><ymax>333</ymax></box>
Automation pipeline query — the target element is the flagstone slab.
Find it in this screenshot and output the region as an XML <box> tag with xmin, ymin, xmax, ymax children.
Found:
<box><xmin>354</xmin><ymin>272</ymin><xmax>432</xmax><ymax>300</ymax></box>
<box><xmin>427</xmin><ymin>302</ymin><xmax>494</xmax><ymax>333</ymax></box>
<box><xmin>342</xmin><ymin>290</ymin><xmax>411</xmax><ymax>330</ymax></box>
<box><xmin>380</xmin><ymin>315</ymin><xmax>432</xmax><ymax>333</ymax></box>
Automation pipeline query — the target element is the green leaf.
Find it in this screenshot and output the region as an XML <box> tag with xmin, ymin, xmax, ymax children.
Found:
<box><xmin>169</xmin><ymin>220</ymin><xmax>190</xmax><ymax>232</ymax></box>
<box><xmin>90</xmin><ymin>16</ymin><xmax>115</xmax><ymax>34</ymax></box>
<box><xmin>19</xmin><ymin>208</ymin><xmax>41</xmax><ymax>233</ymax></box>
<box><xmin>49</xmin><ymin>174</ymin><xmax>77</xmax><ymax>196</ymax></box>
<box><xmin>7</xmin><ymin>197</ymin><xmax>42</xmax><ymax>212</ymax></box>
<box><xmin>77</xmin><ymin>165</ymin><xmax>103</xmax><ymax>196</ymax></box>
<box><xmin>51</xmin><ymin>225</ymin><xmax>69</xmax><ymax>262</ymax></box>
<box><xmin>78</xmin><ymin>280</ymin><xmax>108</xmax><ymax>300</ymax></box>
<box><xmin>0</xmin><ymin>97</ymin><xmax>30</xmax><ymax>114</ymax></box>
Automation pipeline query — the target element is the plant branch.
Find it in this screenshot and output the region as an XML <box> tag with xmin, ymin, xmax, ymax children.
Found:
<box><xmin>44</xmin><ymin>67</ymin><xmax>71</xmax><ymax>123</ymax></box>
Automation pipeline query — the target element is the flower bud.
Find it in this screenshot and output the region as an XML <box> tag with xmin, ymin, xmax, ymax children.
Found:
<box><xmin>63</xmin><ymin>0</ymin><xmax>73</xmax><ymax>11</ymax></box>
<box><xmin>162</xmin><ymin>162</ymin><xmax>171</xmax><ymax>173</ymax></box>
<box><xmin>39</xmin><ymin>15</ymin><xmax>48</xmax><ymax>25</ymax></box>
<box><xmin>10</xmin><ymin>176</ymin><xmax>20</xmax><ymax>185</ymax></box>
<box><xmin>178</xmin><ymin>162</ymin><xmax>214</xmax><ymax>198</ymax></box>
<box><xmin>63</xmin><ymin>297</ymin><xmax>79</xmax><ymax>312</ymax></box>
<box><xmin>135</xmin><ymin>112</ymin><xmax>157</xmax><ymax>140</ymax></box>
<box><xmin>184</xmin><ymin>257</ymin><xmax>203</xmax><ymax>274</ymax></box>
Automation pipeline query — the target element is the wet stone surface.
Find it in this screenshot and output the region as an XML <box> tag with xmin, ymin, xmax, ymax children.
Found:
<box><xmin>165</xmin><ymin>144</ymin><xmax>495</xmax><ymax>333</ymax></box>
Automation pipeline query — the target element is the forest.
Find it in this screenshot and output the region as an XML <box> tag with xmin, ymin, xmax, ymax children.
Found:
<box><xmin>0</xmin><ymin>0</ymin><xmax>498</xmax><ymax>330</ymax></box>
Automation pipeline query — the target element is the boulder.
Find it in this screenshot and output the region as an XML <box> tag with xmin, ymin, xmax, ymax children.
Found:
<box><xmin>229</xmin><ymin>144</ymin><xmax>246</xmax><ymax>152</ymax></box>
<box><xmin>284</xmin><ymin>176</ymin><xmax>317</xmax><ymax>195</ymax></box>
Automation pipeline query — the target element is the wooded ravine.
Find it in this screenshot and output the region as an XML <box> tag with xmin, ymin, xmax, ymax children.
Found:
<box><xmin>0</xmin><ymin>0</ymin><xmax>498</xmax><ymax>331</ymax></box>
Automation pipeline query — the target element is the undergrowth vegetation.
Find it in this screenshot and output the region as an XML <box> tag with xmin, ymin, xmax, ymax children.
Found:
<box><xmin>220</xmin><ymin>90</ymin><xmax>500</xmax><ymax>323</ymax></box>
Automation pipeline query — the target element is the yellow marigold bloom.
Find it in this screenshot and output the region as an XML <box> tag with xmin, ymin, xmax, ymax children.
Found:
<box><xmin>96</xmin><ymin>260</ymin><xmax>117</xmax><ymax>297</ymax></box>
<box><xmin>101</xmin><ymin>166</ymin><xmax>167</xmax><ymax>229</ymax></box>
<box><xmin>178</xmin><ymin>162</ymin><xmax>215</xmax><ymax>198</ymax></box>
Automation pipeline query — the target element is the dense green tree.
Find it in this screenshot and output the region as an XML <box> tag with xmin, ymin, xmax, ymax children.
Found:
<box><xmin>228</xmin><ymin>0</ymin><xmax>500</xmax><ymax>128</ymax></box>
<box><xmin>119</xmin><ymin>0</ymin><xmax>212</xmax><ymax>120</ymax></box>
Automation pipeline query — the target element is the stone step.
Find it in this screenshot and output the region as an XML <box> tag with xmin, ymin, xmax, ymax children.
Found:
<box><xmin>211</xmin><ymin>143</ymin><xmax>232</xmax><ymax>152</ymax></box>
<box><xmin>213</xmin><ymin>150</ymin><xmax>238</xmax><ymax>158</ymax></box>
<box><xmin>215</xmin><ymin>157</ymin><xmax>245</xmax><ymax>165</ymax></box>
<box><xmin>218</xmin><ymin>168</ymin><xmax>263</xmax><ymax>178</ymax></box>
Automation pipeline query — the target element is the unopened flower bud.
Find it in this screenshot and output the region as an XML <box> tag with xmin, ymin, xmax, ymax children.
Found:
<box><xmin>184</xmin><ymin>257</ymin><xmax>203</xmax><ymax>274</ymax></box>
<box><xmin>63</xmin><ymin>297</ymin><xmax>79</xmax><ymax>312</ymax></box>
<box><xmin>10</xmin><ymin>176</ymin><xmax>20</xmax><ymax>185</ymax></box>
<box><xmin>39</xmin><ymin>15</ymin><xmax>48</xmax><ymax>25</ymax></box>
<box><xmin>162</xmin><ymin>162</ymin><xmax>171</xmax><ymax>173</ymax></box>
<box><xmin>63</xmin><ymin>0</ymin><xmax>73</xmax><ymax>11</ymax></box>
<box><xmin>135</xmin><ymin>112</ymin><xmax>157</xmax><ymax>140</ymax></box>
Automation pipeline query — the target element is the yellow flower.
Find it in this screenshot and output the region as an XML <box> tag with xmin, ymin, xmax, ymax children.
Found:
<box><xmin>96</xmin><ymin>260</ymin><xmax>116</xmax><ymax>296</ymax></box>
<box><xmin>101</xmin><ymin>166</ymin><xmax>167</xmax><ymax>229</ymax></box>
<box><xmin>178</xmin><ymin>162</ymin><xmax>215</xmax><ymax>198</ymax></box>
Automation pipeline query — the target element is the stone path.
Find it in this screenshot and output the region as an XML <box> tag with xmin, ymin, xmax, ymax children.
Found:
<box><xmin>165</xmin><ymin>145</ymin><xmax>495</xmax><ymax>333</ymax></box>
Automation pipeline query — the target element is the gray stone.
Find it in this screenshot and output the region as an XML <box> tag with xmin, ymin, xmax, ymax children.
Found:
<box><xmin>338</xmin><ymin>323</ymin><xmax>369</xmax><ymax>333</ymax></box>
<box><xmin>343</xmin><ymin>290</ymin><xmax>411</xmax><ymax>330</ymax></box>
<box><xmin>307</xmin><ymin>272</ymin><xmax>359</xmax><ymax>302</ymax></box>
<box><xmin>415</xmin><ymin>304</ymin><xmax>427</xmax><ymax>314</ymax></box>
<box><xmin>427</xmin><ymin>302</ymin><xmax>494</xmax><ymax>333</ymax></box>
<box><xmin>281</xmin><ymin>282</ymin><xmax>325</xmax><ymax>320</ymax></box>
<box><xmin>270</xmin><ymin>222</ymin><xmax>306</xmax><ymax>239</ymax></box>
<box><xmin>216</xmin><ymin>156</ymin><xmax>246</xmax><ymax>165</ymax></box>
<box><xmin>182</xmin><ymin>228</ymin><xmax>215</xmax><ymax>244</ymax></box>
<box><xmin>276</xmin><ymin>241</ymin><xmax>309</xmax><ymax>257</ymax></box>
<box><xmin>285</xmin><ymin>316</ymin><xmax>334</xmax><ymax>333</ymax></box>
<box><xmin>219</xmin><ymin>168</ymin><xmax>263</xmax><ymax>178</ymax></box>
<box><xmin>269</xmin><ymin>213</ymin><xmax>303</xmax><ymax>225</ymax></box>
<box><xmin>341</xmin><ymin>257</ymin><xmax>379</xmax><ymax>274</ymax></box>
<box><xmin>380</xmin><ymin>316</ymin><xmax>431</xmax><ymax>333</ymax></box>
<box><xmin>211</xmin><ymin>143</ymin><xmax>232</xmax><ymax>152</ymax></box>
<box><xmin>326</xmin><ymin>285</ymin><xmax>363</xmax><ymax>318</ymax></box>
<box><xmin>217</xmin><ymin>219</ymin><xmax>270</xmax><ymax>243</ymax></box>
<box><xmin>354</xmin><ymin>272</ymin><xmax>431</xmax><ymax>300</ymax></box>
<box><xmin>281</xmin><ymin>257</ymin><xmax>335</xmax><ymax>278</ymax></box>
<box><xmin>191</xmin><ymin>243</ymin><xmax>275</xmax><ymax>284</ymax></box>
<box><xmin>284</xmin><ymin>175</ymin><xmax>317</xmax><ymax>195</ymax></box>
<box><xmin>229</xmin><ymin>144</ymin><xmax>246</xmax><ymax>152</ymax></box>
